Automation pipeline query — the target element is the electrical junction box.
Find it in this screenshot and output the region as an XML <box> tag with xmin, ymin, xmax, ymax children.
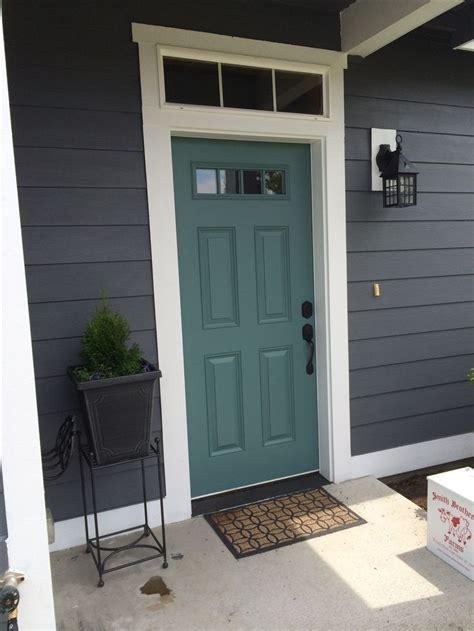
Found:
<box><xmin>427</xmin><ymin>467</ymin><xmax>473</xmax><ymax>581</ymax></box>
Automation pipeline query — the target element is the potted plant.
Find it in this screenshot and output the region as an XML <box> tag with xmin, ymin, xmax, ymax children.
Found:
<box><xmin>68</xmin><ymin>299</ymin><xmax>161</xmax><ymax>465</ymax></box>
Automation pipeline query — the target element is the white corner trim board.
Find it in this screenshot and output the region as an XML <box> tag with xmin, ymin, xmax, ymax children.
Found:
<box><xmin>1</xmin><ymin>14</ymin><xmax>56</xmax><ymax>628</ymax></box>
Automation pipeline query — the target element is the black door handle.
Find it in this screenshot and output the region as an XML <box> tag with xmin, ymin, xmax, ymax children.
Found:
<box><xmin>302</xmin><ymin>324</ymin><xmax>314</xmax><ymax>375</ymax></box>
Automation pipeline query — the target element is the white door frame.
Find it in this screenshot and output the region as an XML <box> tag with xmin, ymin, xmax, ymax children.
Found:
<box><xmin>132</xmin><ymin>24</ymin><xmax>352</xmax><ymax>523</ymax></box>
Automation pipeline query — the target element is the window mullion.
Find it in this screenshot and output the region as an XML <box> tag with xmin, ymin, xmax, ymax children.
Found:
<box><xmin>218</xmin><ymin>62</ymin><xmax>224</xmax><ymax>107</ymax></box>
<box><xmin>271</xmin><ymin>68</ymin><xmax>277</xmax><ymax>112</ymax></box>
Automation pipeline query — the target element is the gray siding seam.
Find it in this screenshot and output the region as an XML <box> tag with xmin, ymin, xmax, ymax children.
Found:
<box><xmin>344</xmin><ymin>93</ymin><xmax>474</xmax><ymax>112</ymax></box>
<box><xmin>349</xmin><ymin>302</ymin><xmax>473</xmax><ymax>313</ymax></box>
<box><xmin>344</xmin><ymin>125</ymin><xmax>474</xmax><ymax>137</ymax></box>
<box><xmin>347</xmin><ymin>191</ymin><xmax>474</xmax><ymax>195</ymax></box>
<box><xmin>349</xmin><ymin>352</ymin><xmax>474</xmax><ymax>371</ymax></box>
<box><xmin>19</xmin><ymin>186</ymin><xmax>147</xmax><ymax>190</ymax></box>
<box><xmin>25</xmin><ymin>261</ymin><xmax>151</xmax><ymax>269</ymax></box>
<box><xmin>344</xmin><ymin>126</ymin><xmax>474</xmax><ymax>139</ymax></box>
<box><xmin>15</xmin><ymin>144</ymin><xmax>144</xmax><ymax>154</ymax></box>
<box><xmin>28</xmin><ymin>294</ymin><xmax>153</xmax><ymax>305</ymax></box>
<box><xmin>349</xmin><ymin>379</ymin><xmax>470</xmax><ymax>400</ymax></box>
<box><xmin>347</xmin><ymin>220</ymin><xmax>474</xmax><ymax>223</ymax></box>
<box><xmin>349</xmin><ymin>327</ymin><xmax>474</xmax><ymax>342</ymax></box>
<box><xmin>348</xmin><ymin>302</ymin><xmax>474</xmax><ymax>313</ymax></box>
<box><xmin>9</xmin><ymin>103</ymin><xmax>138</xmax><ymax>113</ymax></box>
<box><xmin>346</xmin><ymin>247</ymin><xmax>474</xmax><ymax>253</ymax></box>
<box><xmin>25</xmin><ymin>259</ymin><xmax>150</xmax><ymax>268</ymax></box>
<box><xmin>32</xmin><ymin>328</ymin><xmax>155</xmax><ymax>343</ymax></box>
<box><xmin>28</xmin><ymin>294</ymin><xmax>153</xmax><ymax>306</ymax></box>
<box><xmin>346</xmin><ymin>158</ymin><xmax>474</xmax><ymax>167</ymax></box>
<box><xmin>348</xmin><ymin>191</ymin><xmax>474</xmax><ymax>196</ymax></box>
<box><xmin>22</xmin><ymin>224</ymin><xmax>149</xmax><ymax>228</ymax></box>
<box><xmin>348</xmin><ymin>274</ymin><xmax>474</xmax><ymax>283</ymax></box>
<box><xmin>9</xmin><ymin>102</ymin><xmax>140</xmax><ymax>116</ymax></box>
<box><xmin>353</xmin><ymin>404</ymin><xmax>474</xmax><ymax>428</ymax></box>
<box><xmin>18</xmin><ymin>186</ymin><xmax>146</xmax><ymax>191</ymax></box>
<box><xmin>349</xmin><ymin>355</ymin><xmax>474</xmax><ymax>371</ymax></box>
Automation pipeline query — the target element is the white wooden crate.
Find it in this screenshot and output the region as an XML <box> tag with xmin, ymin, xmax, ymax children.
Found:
<box><xmin>427</xmin><ymin>467</ymin><xmax>473</xmax><ymax>581</ymax></box>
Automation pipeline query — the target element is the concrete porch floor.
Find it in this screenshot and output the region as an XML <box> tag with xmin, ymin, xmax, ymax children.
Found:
<box><xmin>51</xmin><ymin>477</ymin><xmax>473</xmax><ymax>630</ymax></box>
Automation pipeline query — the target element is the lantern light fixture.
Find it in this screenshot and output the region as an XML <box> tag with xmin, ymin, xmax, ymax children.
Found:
<box><xmin>376</xmin><ymin>134</ymin><xmax>419</xmax><ymax>208</ymax></box>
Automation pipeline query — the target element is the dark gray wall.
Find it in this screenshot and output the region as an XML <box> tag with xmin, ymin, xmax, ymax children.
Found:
<box><xmin>345</xmin><ymin>35</ymin><xmax>474</xmax><ymax>455</ymax></box>
<box><xmin>3</xmin><ymin>0</ymin><xmax>347</xmax><ymax>521</ymax></box>
<box><xmin>3</xmin><ymin>3</ymin><xmax>473</xmax><ymax>520</ymax></box>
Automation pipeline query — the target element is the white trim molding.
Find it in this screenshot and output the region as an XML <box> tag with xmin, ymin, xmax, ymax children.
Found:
<box><xmin>351</xmin><ymin>433</ymin><xmax>474</xmax><ymax>480</ymax></box>
<box><xmin>341</xmin><ymin>0</ymin><xmax>464</xmax><ymax>57</ymax></box>
<box><xmin>131</xmin><ymin>23</ymin><xmax>352</xmax><ymax>518</ymax></box>
<box><xmin>1</xmin><ymin>14</ymin><xmax>56</xmax><ymax>628</ymax></box>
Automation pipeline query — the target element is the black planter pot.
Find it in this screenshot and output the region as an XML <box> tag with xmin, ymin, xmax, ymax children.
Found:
<box><xmin>68</xmin><ymin>363</ymin><xmax>161</xmax><ymax>465</ymax></box>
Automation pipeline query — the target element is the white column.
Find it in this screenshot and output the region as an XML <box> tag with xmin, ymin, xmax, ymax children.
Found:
<box><xmin>1</xmin><ymin>12</ymin><xmax>56</xmax><ymax>630</ymax></box>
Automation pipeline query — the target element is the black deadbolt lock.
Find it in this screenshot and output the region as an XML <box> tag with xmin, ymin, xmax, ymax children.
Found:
<box><xmin>301</xmin><ymin>301</ymin><xmax>313</xmax><ymax>319</ymax></box>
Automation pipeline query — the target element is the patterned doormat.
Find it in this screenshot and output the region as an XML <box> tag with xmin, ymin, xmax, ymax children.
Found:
<box><xmin>205</xmin><ymin>487</ymin><xmax>365</xmax><ymax>559</ymax></box>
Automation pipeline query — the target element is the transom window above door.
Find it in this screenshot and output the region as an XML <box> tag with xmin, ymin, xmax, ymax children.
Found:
<box><xmin>162</xmin><ymin>55</ymin><xmax>325</xmax><ymax>116</ymax></box>
<box><xmin>194</xmin><ymin>166</ymin><xmax>287</xmax><ymax>196</ymax></box>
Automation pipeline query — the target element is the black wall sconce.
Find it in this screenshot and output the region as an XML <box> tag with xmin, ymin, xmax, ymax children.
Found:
<box><xmin>376</xmin><ymin>134</ymin><xmax>418</xmax><ymax>208</ymax></box>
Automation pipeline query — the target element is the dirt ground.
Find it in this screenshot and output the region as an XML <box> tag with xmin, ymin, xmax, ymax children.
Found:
<box><xmin>381</xmin><ymin>458</ymin><xmax>474</xmax><ymax>510</ymax></box>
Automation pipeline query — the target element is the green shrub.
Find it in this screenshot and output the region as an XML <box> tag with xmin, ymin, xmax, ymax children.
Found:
<box><xmin>468</xmin><ymin>368</ymin><xmax>474</xmax><ymax>384</ymax></box>
<box><xmin>74</xmin><ymin>299</ymin><xmax>142</xmax><ymax>381</ymax></box>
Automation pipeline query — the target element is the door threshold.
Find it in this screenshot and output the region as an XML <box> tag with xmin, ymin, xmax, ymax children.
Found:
<box><xmin>191</xmin><ymin>470</ymin><xmax>328</xmax><ymax>517</ymax></box>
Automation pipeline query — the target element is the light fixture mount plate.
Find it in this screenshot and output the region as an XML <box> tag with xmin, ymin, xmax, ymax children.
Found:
<box><xmin>371</xmin><ymin>128</ymin><xmax>396</xmax><ymax>191</ymax></box>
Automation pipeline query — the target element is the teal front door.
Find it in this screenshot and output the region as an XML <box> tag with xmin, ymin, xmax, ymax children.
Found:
<box><xmin>172</xmin><ymin>138</ymin><xmax>318</xmax><ymax>497</ymax></box>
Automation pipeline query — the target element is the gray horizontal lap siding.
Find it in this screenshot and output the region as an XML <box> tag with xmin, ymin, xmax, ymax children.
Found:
<box><xmin>5</xmin><ymin>2</ymin><xmax>156</xmax><ymax>521</ymax></box>
<box><xmin>345</xmin><ymin>36</ymin><xmax>474</xmax><ymax>456</ymax></box>
<box><xmin>5</xmin><ymin>1</ymin><xmax>473</xmax><ymax>520</ymax></box>
<box><xmin>4</xmin><ymin>0</ymin><xmax>344</xmax><ymax>521</ymax></box>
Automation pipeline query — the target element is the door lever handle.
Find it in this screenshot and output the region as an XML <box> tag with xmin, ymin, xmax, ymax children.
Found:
<box><xmin>302</xmin><ymin>324</ymin><xmax>315</xmax><ymax>375</ymax></box>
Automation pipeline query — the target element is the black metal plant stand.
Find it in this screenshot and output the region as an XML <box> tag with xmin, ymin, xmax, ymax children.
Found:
<box><xmin>78</xmin><ymin>436</ymin><xmax>168</xmax><ymax>587</ymax></box>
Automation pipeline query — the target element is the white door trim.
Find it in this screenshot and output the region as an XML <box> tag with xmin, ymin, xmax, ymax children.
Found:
<box><xmin>132</xmin><ymin>24</ymin><xmax>352</xmax><ymax>523</ymax></box>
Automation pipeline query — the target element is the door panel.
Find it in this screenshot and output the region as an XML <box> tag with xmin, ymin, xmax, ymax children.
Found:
<box><xmin>172</xmin><ymin>138</ymin><xmax>318</xmax><ymax>497</ymax></box>
<box><xmin>255</xmin><ymin>227</ymin><xmax>291</xmax><ymax>323</ymax></box>
<box><xmin>198</xmin><ymin>228</ymin><xmax>239</xmax><ymax>328</ymax></box>
<box><xmin>205</xmin><ymin>352</ymin><xmax>245</xmax><ymax>456</ymax></box>
<box><xmin>259</xmin><ymin>346</ymin><xmax>295</xmax><ymax>445</ymax></box>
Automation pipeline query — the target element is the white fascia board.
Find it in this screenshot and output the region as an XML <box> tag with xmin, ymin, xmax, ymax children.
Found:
<box><xmin>341</xmin><ymin>0</ymin><xmax>464</xmax><ymax>58</ymax></box>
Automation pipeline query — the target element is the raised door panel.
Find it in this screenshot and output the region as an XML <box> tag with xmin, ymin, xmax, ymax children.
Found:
<box><xmin>198</xmin><ymin>228</ymin><xmax>239</xmax><ymax>329</ymax></box>
<box><xmin>255</xmin><ymin>227</ymin><xmax>291</xmax><ymax>324</ymax></box>
<box><xmin>205</xmin><ymin>352</ymin><xmax>245</xmax><ymax>456</ymax></box>
<box><xmin>259</xmin><ymin>346</ymin><xmax>296</xmax><ymax>446</ymax></box>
